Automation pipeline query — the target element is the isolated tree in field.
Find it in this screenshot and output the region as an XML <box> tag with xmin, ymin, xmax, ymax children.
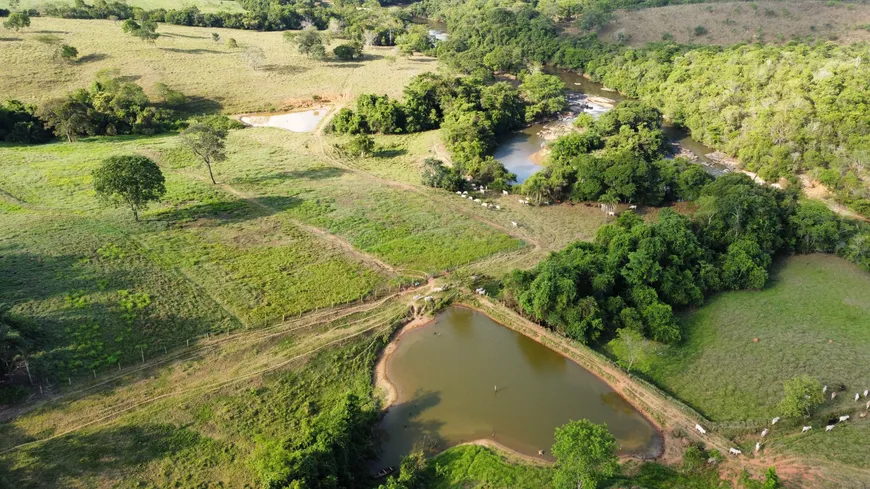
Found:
<box><xmin>121</xmin><ymin>18</ymin><xmax>159</xmax><ymax>42</ymax></box>
<box><xmin>608</xmin><ymin>327</ymin><xmax>655</xmax><ymax>375</ymax></box>
<box><xmin>3</xmin><ymin>11</ymin><xmax>30</xmax><ymax>32</ymax></box>
<box><xmin>92</xmin><ymin>155</ymin><xmax>166</xmax><ymax>221</ymax></box>
<box><xmin>552</xmin><ymin>419</ymin><xmax>618</xmax><ymax>489</ymax></box>
<box><xmin>778</xmin><ymin>375</ymin><xmax>824</xmax><ymax>418</ymax></box>
<box><xmin>58</xmin><ymin>44</ymin><xmax>78</xmax><ymax>62</ymax></box>
<box><xmin>288</xmin><ymin>28</ymin><xmax>326</xmax><ymax>59</ymax></box>
<box><xmin>181</xmin><ymin>124</ymin><xmax>227</xmax><ymax>184</ymax></box>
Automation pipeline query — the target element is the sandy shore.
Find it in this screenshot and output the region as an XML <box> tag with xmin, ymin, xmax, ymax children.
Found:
<box><xmin>373</xmin><ymin>315</ymin><xmax>435</xmax><ymax>409</ymax></box>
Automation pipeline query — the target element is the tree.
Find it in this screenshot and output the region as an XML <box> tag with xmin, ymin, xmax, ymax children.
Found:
<box><xmin>552</xmin><ymin>419</ymin><xmax>619</xmax><ymax>489</ymax></box>
<box><xmin>608</xmin><ymin>327</ymin><xmax>655</xmax><ymax>375</ymax></box>
<box><xmin>180</xmin><ymin>124</ymin><xmax>227</xmax><ymax>184</ymax></box>
<box><xmin>421</xmin><ymin>158</ymin><xmax>462</xmax><ymax>191</ymax></box>
<box><xmin>122</xmin><ymin>18</ymin><xmax>159</xmax><ymax>42</ymax></box>
<box><xmin>58</xmin><ymin>44</ymin><xmax>78</xmax><ymax>62</ymax></box>
<box><xmin>3</xmin><ymin>11</ymin><xmax>30</xmax><ymax>32</ymax></box>
<box><xmin>154</xmin><ymin>82</ymin><xmax>186</xmax><ymax>106</ymax></box>
<box><xmin>519</xmin><ymin>72</ymin><xmax>567</xmax><ymax>122</ymax></box>
<box><xmin>343</xmin><ymin>134</ymin><xmax>375</xmax><ymax>157</ymax></box>
<box><xmin>225</xmin><ymin>37</ymin><xmax>238</xmax><ymax>49</ymax></box>
<box><xmin>762</xmin><ymin>467</ymin><xmax>781</xmax><ymax>489</ymax></box>
<box><xmin>92</xmin><ymin>155</ymin><xmax>166</xmax><ymax>221</ymax></box>
<box><xmin>38</xmin><ymin>97</ymin><xmax>94</xmax><ymax>142</ymax></box>
<box><xmin>377</xmin><ymin>451</ymin><xmax>430</xmax><ymax>489</ymax></box>
<box><xmin>289</xmin><ymin>27</ymin><xmax>325</xmax><ymax>59</ymax></box>
<box><xmin>778</xmin><ymin>375</ymin><xmax>824</xmax><ymax>418</ymax></box>
<box><xmin>211</xmin><ymin>32</ymin><xmax>220</xmax><ymax>43</ymax></box>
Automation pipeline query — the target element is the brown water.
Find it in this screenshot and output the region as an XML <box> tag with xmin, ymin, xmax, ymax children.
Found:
<box><xmin>496</xmin><ymin>69</ymin><xmax>727</xmax><ymax>182</ymax></box>
<box><xmin>240</xmin><ymin>108</ymin><xmax>327</xmax><ymax>133</ymax></box>
<box><xmin>375</xmin><ymin>307</ymin><xmax>662</xmax><ymax>467</ymax></box>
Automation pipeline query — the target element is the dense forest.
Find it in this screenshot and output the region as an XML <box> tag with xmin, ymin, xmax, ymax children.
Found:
<box><xmin>416</xmin><ymin>0</ymin><xmax>870</xmax><ymax>216</ymax></box>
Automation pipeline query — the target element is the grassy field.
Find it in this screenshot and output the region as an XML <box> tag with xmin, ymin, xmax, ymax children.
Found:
<box><xmin>647</xmin><ymin>254</ymin><xmax>870</xmax><ymax>423</ymax></box>
<box><xmin>0</xmin><ymin>17</ymin><xmax>437</xmax><ymax>113</ymax></box>
<box><xmin>597</xmin><ymin>0</ymin><xmax>870</xmax><ymax>46</ymax></box>
<box><xmin>0</xmin><ymin>0</ymin><xmax>244</xmax><ymax>11</ymax></box>
<box><xmin>0</xmin><ymin>297</ymin><xmax>411</xmax><ymax>488</ymax></box>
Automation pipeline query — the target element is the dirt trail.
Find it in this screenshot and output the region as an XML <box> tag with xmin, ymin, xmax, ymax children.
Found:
<box><xmin>142</xmin><ymin>150</ymin><xmax>401</xmax><ymax>277</ymax></box>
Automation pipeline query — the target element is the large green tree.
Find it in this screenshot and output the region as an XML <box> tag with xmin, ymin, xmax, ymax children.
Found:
<box><xmin>92</xmin><ymin>155</ymin><xmax>166</xmax><ymax>221</ymax></box>
<box><xmin>552</xmin><ymin>419</ymin><xmax>619</xmax><ymax>489</ymax></box>
<box><xmin>778</xmin><ymin>375</ymin><xmax>824</xmax><ymax>418</ymax></box>
<box><xmin>3</xmin><ymin>11</ymin><xmax>30</xmax><ymax>32</ymax></box>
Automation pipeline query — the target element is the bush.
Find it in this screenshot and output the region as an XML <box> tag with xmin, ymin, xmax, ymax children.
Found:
<box><xmin>694</xmin><ymin>25</ymin><xmax>708</xmax><ymax>36</ymax></box>
<box><xmin>333</xmin><ymin>43</ymin><xmax>362</xmax><ymax>61</ymax></box>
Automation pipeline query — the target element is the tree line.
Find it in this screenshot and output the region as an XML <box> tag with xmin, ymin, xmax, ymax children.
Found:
<box><xmin>329</xmin><ymin>71</ymin><xmax>568</xmax><ymax>190</ymax></box>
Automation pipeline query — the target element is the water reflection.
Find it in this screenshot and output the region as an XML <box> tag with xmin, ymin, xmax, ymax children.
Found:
<box><xmin>240</xmin><ymin>109</ymin><xmax>327</xmax><ymax>133</ymax></box>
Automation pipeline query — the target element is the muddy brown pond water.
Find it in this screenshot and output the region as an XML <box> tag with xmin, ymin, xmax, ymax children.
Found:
<box><xmin>374</xmin><ymin>306</ymin><xmax>662</xmax><ymax>468</ymax></box>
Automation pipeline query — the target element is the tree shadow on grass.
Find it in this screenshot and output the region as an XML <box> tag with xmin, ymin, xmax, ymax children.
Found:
<box><xmin>375</xmin><ymin>147</ymin><xmax>407</xmax><ymax>158</ymax></box>
<box><xmin>236</xmin><ymin>167</ymin><xmax>348</xmax><ymax>185</ymax></box>
<box><xmin>260</xmin><ymin>64</ymin><xmax>309</xmax><ymax>75</ymax></box>
<box><xmin>152</xmin><ymin>196</ymin><xmax>302</xmax><ymax>224</ymax></box>
<box><xmin>175</xmin><ymin>96</ymin><xmax>224</xmax><ymax>116</ymax></box>
<box><xmin>0</xmin><ymin>37</ymin><xmax>23</xmax><ymax>42</ymax></box>
<box><xmin>76</xmin><ymin>53</ymin><xmax>108</xmax><ymax>64</ymax></box>
<box><xmin>161</xmin><ymin>47</ymin><xmax>226</xmax><ymax>55</ymax></box>
<box><xmin>0</xmin><ymin>423</ymin><xmax>210</xmax><ymax>488</ymax></box>
<box><xmin>160</xmin><ymin>32</ymin><xmax>207</xmax><ymax>40</ymax></box>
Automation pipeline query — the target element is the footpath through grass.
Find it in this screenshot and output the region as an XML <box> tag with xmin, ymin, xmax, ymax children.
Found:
<box><xmin>647</xmin><ymin>254</ymin><xmax>870</xmax><ymax>423</ymax></box>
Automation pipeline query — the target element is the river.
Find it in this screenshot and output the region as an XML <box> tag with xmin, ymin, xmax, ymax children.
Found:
<box><xmin>374</xmin><ymin>306</ymin><xmax>662</xmax><ymax>469</ymax></box>
<box><xmin>497</xmin><ymin>69</ymin><xmax>728</xmax><ymax>183</ymax></box>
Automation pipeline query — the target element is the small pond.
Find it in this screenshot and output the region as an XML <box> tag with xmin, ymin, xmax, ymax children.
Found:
<box><xmin>375</xmin><ymin>306</ymin><xmax>662</xmax><ymax>468</ymax></box>
<box><xmin>240</xmin><ymin>108</ymin><xmax>328</xmax><ymax>133</ymax></box>
<box><xmin>496</xmin><ymin>69</ymin><xmax>728</xmax><ymax>183</ymax></box>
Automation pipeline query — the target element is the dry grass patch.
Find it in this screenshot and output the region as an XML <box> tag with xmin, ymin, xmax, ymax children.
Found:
<box><xmin>0</xmin><ymin>17</ymin><xmax>437</xmax><ymax>113</ymax></box>
<box><xmin>599</xmin><ymin>0</ymin><xmax>870</xmax><ymax>46</ymax></box>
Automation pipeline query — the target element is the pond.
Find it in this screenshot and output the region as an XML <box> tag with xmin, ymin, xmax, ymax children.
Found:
<box><xmin>375</xmin><ymin>306</ymin><xmax>662</xmax><ymax>468</ymax></box>
<box><xmin>496</xmin><ymin>69</ymin><xmax>727</xmax><ymax>183</ymax></box>
<box><xmin>239</xmin><ymin>108</ymin><xmax>328</xmax><ymax>133</ymax></box>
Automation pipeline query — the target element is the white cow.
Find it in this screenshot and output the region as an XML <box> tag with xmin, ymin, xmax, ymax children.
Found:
<box><xmin>495</xmin><ymin>205</ymin><xmax>501</xmax><ymax>210</ymax></box>
<box><xmin>502</xmin><ymin>190</ymin><xmax>509</xmax><ymax>196</ymax></box>
<box><xmin>607</xmin><ymin>211</ymin><xmax>616</xmax><ymax>217</ymax></box>
<box><xmin>482</xmin><ymin>203</ymin><xmax>488</xmax><ymax>207</ymax></box>
<box><xmin>826</xmin><ymin>425</ymin><xmax>835</xmax><ymax>432</ymax></box>
<box><xmin>823</xmin><ymin>385</ymin><xmax>828</xmax><ymax>394</ymax></box>
<box><xmin>456</xmin><ymin>191</ymin><xmax>462</xmax><ymax>195</ymax></box>
<box><xmin>755</xmin><ymin>442</ymin><xmax>761</xmax><ymax>453</ymax></box>
<box><xmin>840</xmin><ymin>415</ymin><xmax>850</xmax><ymax>422</ymax></box>
<box><xmin>474</xmin><ymin>198</ymin><xmax>481</xmax><ymax>203</ymax></box>
<box><xmin>462</xmin><ymin>191</ymin><xmax>468</xmax><ymax>195</ymax></box>
<box><xmin>695</xmin><ymin>424</ymin><xmax>706</xmax><ymax>435</ymax></box>
<box><xmin>761</xmin><ymin>428</ymin><xmax>768</xmax><ymax>438</ymax></box>
<box><xmin>628</xmin><ymin>205</ymin><xmax>638</xmax><ymax>210</ymax></box>
<box><xmin>865</xmin><ymin>390</ymin><xmax>868</xmax><ymax>397</ymax></box>
<box><xmin>729</xmin><ymin>448</ymin><xmax>742</xmax><ymax>455</ymax></box>
<box><xmin>832</xmin><ymin>392</ymin><xmax>838</xmax><ymax>400</ymax></box>
<box><xmin>801</xmin><ymin>426</ymin><xmax>812</xmax><ymax>433</ymax></box>
<box><xmin>771</xmin><ymin>417</ymin><xmax>780</xmax><ymax>425</ymax></box>
<box><xmin>856</xmin><ymin>393</ymin><xmax>861</xmax><ymax>402</ymax></box>
<box><xmin>511</xmin><ymin>221</ymin><xmax>518</xmax><ymax>228</ymax></box>
<box><xmin>866</xmin><ymin>400</ymin><xmax>870</xmax><ymax>410</ymax></box>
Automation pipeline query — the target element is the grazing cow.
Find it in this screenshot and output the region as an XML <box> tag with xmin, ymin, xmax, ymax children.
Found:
<box><xmin>832</xmin><ymin>392</ymin><xmax>838</xmax><ymax>400</ymax></box>
<box><xmin>864</xmin><ymin>390</ymin><xmax>868</xmax><ymax>397</ymax></box>
<box><xmin>772</xmin><ymin>417</ymin><xmax>780</xmax><ymax>425</ymax></box>
<box><xmin>607</xmin><ymin>211</ymin><xmax>616</xmax><ymax>217</ymax></box>
<box><xmin>695</xmin><ymin>424</ymin><xmax>706</xmax><ymax>435</ymax></box>
<box><xmin>456</xmin><ymin>191</ymin><xmax>461</xmax><ymax>195</ymax></box>
<box><xmin>480</xmin><ymin>189</ymin><xmax>485</xmax><ymax>194</ymax></box>
<box><xmin>495</xmin><ymin>205</ymin><xmax>501</xmax><ymax>210</ymax></box>
<box><xmin>482</xmin><ymin>203</ymin><xmax>488</xmax><ymax>207</ymax></box>
<box><xmin>474</xmin><ymin>198</ymin><xmax>481</xmax><ymax>203</ymax></box>
<box><xmin>462</xmin><ymin>191</ymin><xmax>468</xmax><ymax>195</ymax></box>
<box><xmin>856</xmin><ymin>393</ymin><xmax>861</xmax><ymax>402</ymax></box>
<box><xmin>761</xmin><ymin>429</ymin><xmax>768</xmax><ymax>438</ymax></box>
<box><xmin>729</xmin><ymin>448</ymin><xmax>742</xmax><ymax>455</ymax></box>
<box><xmin>840</xmin><ymin>415</ymin><xmax>850</xmax><ymax>422</ymax></box>
<box><xmin>802</xmin><ymin>426</ymin><xmax>812</xmax><ymax>433</ymax></box>
<box><xmin>755</xmin><ymin>442</ymin><xmax>761</xmax><ymax>453</ymax></box>
<box><xmin>629</xmin><ymin>205</ymin><xmax>638</xmax><ymax>210</ymax></box>
<box><xmin>823</xmin><ymin>385</ymin><xmax>828</xmax><ymax>394</ymax></box>
<box><xmin>866</xmin><ymin>400</ymin><xmax>870</xmax><ymax>410</ymax></box>
<box><xmin>826</xmin><ymin>425</ymin><xmax>835</xmax><ymax>432</ymax></box>
<box><xmin>503</xmin><ymin>190</ymin><xmax>509</xmax><ymax>196</ymax></box>
<box><xmin>511</xmin><ymin>221</ymin><xmax>518</xmax><ymax>228</ymax></box>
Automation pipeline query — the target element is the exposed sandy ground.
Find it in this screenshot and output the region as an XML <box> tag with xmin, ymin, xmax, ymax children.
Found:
<box><xmin>598</xmin><ymin>1</ymin><xmax>870</xmax><ymax>47</ymax></box>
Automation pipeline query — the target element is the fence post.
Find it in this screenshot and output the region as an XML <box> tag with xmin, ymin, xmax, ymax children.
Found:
<box><xmin>141</xmin><ymin>348</ymin><xmax>145</xmax><ymax>364</ymax></box>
